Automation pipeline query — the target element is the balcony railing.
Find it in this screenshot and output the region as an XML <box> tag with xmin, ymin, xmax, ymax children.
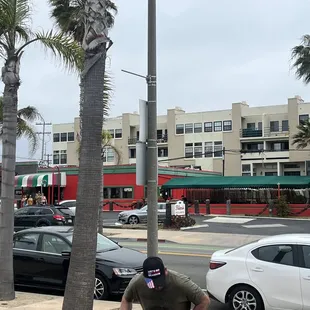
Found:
<box><xmin>240</xmin><ymin>128</ymin><xmax>262</xmax><ymax>138</ymax></box>
<box><xmin>128</xmin><ymin>134</ymin><xmax>168</xmax><ymax>145</ymax></box>
<box><xmin>240</xmin><ymin>127</ymin><xmax>289</xmax><ymax>138</ymax></box>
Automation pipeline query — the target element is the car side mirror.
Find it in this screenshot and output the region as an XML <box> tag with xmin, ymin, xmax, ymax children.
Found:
<box><xmin>62</xmin><ymin>251</ymin><xmax>71</xmax><ymax>257</ymax></box>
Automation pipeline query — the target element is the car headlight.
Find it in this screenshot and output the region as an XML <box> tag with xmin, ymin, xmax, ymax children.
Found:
<box><xmin>113</xmin><ymin>268</ymin><xmax>137</xmax><ymax>276</ymax></box>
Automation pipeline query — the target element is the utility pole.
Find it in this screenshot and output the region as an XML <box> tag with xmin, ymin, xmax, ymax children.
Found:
<box><xmin>45</xmin><ymin>154</ymin><xmax>52</xmax><ymax>166</ymax></box>
<box><xmin>222</xmin><ymin>147</ymin><xmax>226</xmax><ymax>176</ymax></box>
<box><xmin>146</xmin><ymin>0</ymin><xmax>158</xmax><ymax>257</ymax></box>
<box><xmin>36</xmin><ymin>121</ymin><xmax>52</xmax><ymax>161</ymax></box>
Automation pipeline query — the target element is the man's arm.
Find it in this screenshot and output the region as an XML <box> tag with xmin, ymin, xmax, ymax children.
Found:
<box><xmin>180</xmin><ymin>275</ymin><xmax>210</xmax><ymax>310</ymax></box>
<box><xmin>193</xmin><ymin>294</ymin><xmax>210</xmax><ymax>310</ymax></box>
<box><xmin>119</xmin><ymin>295</ymin><xmax>133</xmax><ymax>310</ymax></box>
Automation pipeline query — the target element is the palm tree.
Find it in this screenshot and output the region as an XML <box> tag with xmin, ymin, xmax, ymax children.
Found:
<box><xmin>0</xmin><ymin>97</ymin><xmax>43</xmax><ymax>154</ymax></box>
<box><xmin>292</xmin><ymin>35</ymin><xmax>310</xmax><ymax>83</ymax></box>
<box><xmin>0</xmin><ymin>0</ymin><xmax>82</xmax><ymax>301</ymax></box>
<box><xmin>61</xmin><ymin>1</ymin><xmax>114</xmax><ymax>309</ymax></box>
<box><xmin>292</xmin><ymin>120</ymin><xmax>310</xmax><ymax>149</ymax></box>
<box><xmin>76</xmin><ymin>129</ymin><xmax>122</xmax><ymax>235</ymax></box>
<box><xmin>49</xmin><ymin>0</ymin><xmax>117</xmax><ymax>235</ymax></box>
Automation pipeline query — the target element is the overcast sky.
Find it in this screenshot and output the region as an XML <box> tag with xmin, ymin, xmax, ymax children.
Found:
<box><xmin>5</xmin><ymin>0</ymin><xmax>310</xmax><ymax>160</ymax></box>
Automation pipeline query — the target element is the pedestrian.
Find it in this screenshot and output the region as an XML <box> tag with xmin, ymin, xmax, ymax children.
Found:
<box><xmin>120</xmin><ymin>256</ymin><xmax>210</xmax><ymax>310</ymax></box>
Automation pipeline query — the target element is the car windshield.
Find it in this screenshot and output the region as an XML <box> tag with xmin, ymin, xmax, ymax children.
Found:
<box><xmin>66</xmin><ymin>233</ymin><xmax>119</xmax><ymax>252</ymax></box>
<box><xmin>57</xmin><ymin>207</ymin><xmax>74</xmax><ymax>216</ymax></box>
<box><xmin>140</xmin><ymin>205</ymin><xmax>147</xmax><ymax>211</ymax></box>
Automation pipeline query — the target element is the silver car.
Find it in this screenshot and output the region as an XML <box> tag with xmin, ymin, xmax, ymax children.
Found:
<box><xmin>118</xmin><ymin>203</ymin><xmax>167</xmax><ymax>224</ymax></box>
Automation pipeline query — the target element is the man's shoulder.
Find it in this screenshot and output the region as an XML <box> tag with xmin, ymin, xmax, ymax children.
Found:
<box><xmin>129</xmin><ymin>272</ymin><xmax>144</xmax><ymax>287</ymax></box>
<box><xmin>168</xmin><ymin>270</ymin><xmax>191</xmax><ymax>282</ymax></box>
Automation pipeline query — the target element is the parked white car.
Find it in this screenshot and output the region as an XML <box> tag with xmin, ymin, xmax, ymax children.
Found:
<box><xmin>58</xmin><ymin>200</ymin><xmax>76</xmax><ymax>215</ymax></box>
<box><xmin>206</xmin><ymin>234</ymin><xmax>310</xmax><ymax>310</ymax></box>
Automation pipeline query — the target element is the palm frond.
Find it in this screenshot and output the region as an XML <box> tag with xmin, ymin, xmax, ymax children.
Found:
<box><xmin>48</xmin><ymin>0</ymin><xmax>118</xmax><ymax>44</ymax></box>
<box><xmin>16</xmin><ymin>30</ymin><xmax>84</xmax><ymax>72</ymax></box>
<box><xmin>16</xmin><ymin>118</ymin><xmax>38</xmax><ymax>155</ymax></box>
<box><xmin>292</xmin><ymin>120</ymin><xmax>310</xmax><ymax>149</ymax></box>
<box><xmin>0</xmin><ymin>0</ymin><xmax>32</xmax><ymax>48</ymax></box>
<box><xmin>291</xmin><ymin>35</ymin><xmax>310</xmax><ymax>84</ymax></box>
<box><xmin>17</xmin><ymin>106</ymin><xmax>43</xmax><ymax>122</ymax></box>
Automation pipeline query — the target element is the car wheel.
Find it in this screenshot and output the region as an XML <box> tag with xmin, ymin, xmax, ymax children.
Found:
<box><xmin>228</xmin><ymin>285</ymin><xmax>264</xmax><ymax>310</ymax></box>
<box><xmin>37</xmin><ymin>220</ymin><xmax>51</xmax><ymax>227</ymax></box>
<box><xmin>128</xmin><ymin>215</ymin><xmax>139</xmax><ymax>225</ymax></box>
<box><xmin>94</xmin><ymin>274</ymin><xmax>109</xmax><ymax>300</ymax></box>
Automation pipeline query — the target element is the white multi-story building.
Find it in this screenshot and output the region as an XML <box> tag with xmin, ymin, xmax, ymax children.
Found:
<box><xmin>52</xmin><ymin>95</ymin><xmax>310</xmax><ymax>176</ymax></box>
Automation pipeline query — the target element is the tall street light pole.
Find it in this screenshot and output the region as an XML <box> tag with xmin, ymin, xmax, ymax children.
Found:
<box><xmin>146</xmin><ymin>0</ymin><xmax>158</xmax><ymax>257</ymax></box>
<box><xmin>121</xmin><ymin>0</ymin><xmax>158</xmax><ymax>257</ymax></box>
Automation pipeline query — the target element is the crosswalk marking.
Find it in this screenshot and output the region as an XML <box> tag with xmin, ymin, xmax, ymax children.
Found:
<box><xmin>242</xmin><ymin>224</ymin><xmax>287</xmax><ymax>229</ymax></box>
<box><xmin>203</xmin><ymin>217</ymin><xmax>254</xmax><ymax>224</ymax></box>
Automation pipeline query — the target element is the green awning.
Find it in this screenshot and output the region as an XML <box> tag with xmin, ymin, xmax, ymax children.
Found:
<box><xmin>161</xmin><ymin>176</ymin><xmax>310</xmax><ymax>189</ymax></box>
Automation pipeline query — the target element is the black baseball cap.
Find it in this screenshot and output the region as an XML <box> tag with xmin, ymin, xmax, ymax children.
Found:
<box><xmin>143</xmin><ymin>257</ymin><xmax>166</xmax><ymax>289</ymax></box>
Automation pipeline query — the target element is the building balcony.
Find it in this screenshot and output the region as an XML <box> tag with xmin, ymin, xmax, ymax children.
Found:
<box><xmin>128</xmin><ymin>134</ymin><xmax>168</xmax><ymax>145</ymax></box>
<box><xmin>264</xmin><ymin>127</ymin><xmax>289</xmax><ymax>138</ymax></box>
<box><xmin>240</xmin><ymin>127</ymin><xmax>289</xmax><ymax>139</ymax></box>
<box><xmin>240</xmin><ymin>128</ymin><xmax>263</xmax><ymax>138</ymax></box>
<box><xmin>241</xmin><ymin>149</ymin><xmax>289</xmax><ymax>160</ymax></box>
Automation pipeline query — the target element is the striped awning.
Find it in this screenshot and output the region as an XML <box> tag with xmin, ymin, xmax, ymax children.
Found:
<box><xmin>15</xmin><ymin>172</ymin><xmax>66</xmax><ymax>188</ymax></box>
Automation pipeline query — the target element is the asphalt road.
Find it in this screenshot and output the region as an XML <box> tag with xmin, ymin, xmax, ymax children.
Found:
<box><xmin>103</xmin><ymin>211</ymin><xmax>310</xmax><ymax>236</ymax></box>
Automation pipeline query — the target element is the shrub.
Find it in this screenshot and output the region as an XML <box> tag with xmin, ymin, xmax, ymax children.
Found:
<box><xmin>274</xmin><ymin>196</ymin><xmax>291</xmax><ymax>217</ymax></box>
<box><xmin>169</xmin><ymin>215</ymin><xmax>196</xmax><ymax>229</ymax></box>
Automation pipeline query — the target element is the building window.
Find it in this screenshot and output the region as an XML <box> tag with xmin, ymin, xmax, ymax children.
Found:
<box><xmin>281</xmin><ymin>120</ymin><xmax>288</xmax><ymax>131</ymax></box>
<box><xmin>107</xmin><ymin>148</ymin><xmax>114</xmax><ymax>162</ymax></box>
<box><xmin>61</xmin><ymin>133</ymin><xmax>67</xmax><ymax>142</ymax></box>
<box><xmin>258</xmin><ymin>122</ymin><xmax>262</xmax><ymax>130</ymax></box>
<box><xmin>53</xmin><ymin>133</ymin><xmax>60</xmax><ymax>142</ymax></box>
<box><xmin>53</xmin><ymin>150</ymin><xmax>59</xmax><ymax>164</ymax></box>
<box><xmin>214</xmin><ymin>121</ymin><xmax>222</xmax><ymax>132</ymax></box>
<box><xmin>103</xmin><ymin>187</ymin><xmax>133</xmax><ymax>199</ymax></box>
<box><xmin>204</xmin><ymin>142</ymin><xmax>213</xmax><ymax>157</ymax></box>
<box><xmin>242</xmin><ymin>164</ymin><xmax>251</xmax><ymax>176</ymax></box>
<box><xmin>265</xmin><ymin>172</ymin><xmax>277</xmax><ymax>176</ymax></box>
<box><xmin>194</xmin><ymin>142</ymin><xmax>203</xmax><ymax>158</ymax></box>
<box><xmin>223</xmin><ymin>120</ymin><xmax>232</xmax><ymax>131</ymax></box>
<box><xmin>185</xmin><ymin>143</ymin><xmax>193</xmax><ymax>158</ymax></box>
<box><xmin>270</xmin><ymin>121</ymin><xmax>279</xmax><ymax>132</ymax></box>
<box><xmin>60</xmin><ymin>150</ymin><xmax>67</xmax><ymax>164</ymax></box>
<box><xmin>204</xmin><ymin>122</ymin><xmax>212</xmax><ymax>132</ymax></box>
<box><xmin>111</xmin><ymin>187</ymin><xmax>121</xmax><ymax>198</ymax></box>
<box><xmin>122</xmin><ymin>187</ymin><xmax>133</xmax><ymax>199</ymax></box>
<box><xmin>185</xmin><ymin>123</ymin><xmax>193</xmax><ymax>134</ymax></box>
<box><xmin>158</xmin><ymin>147</ymin><xmax>168</xmax><ymax>157</ymax></box>
<box><xmin>115</xmin><ymin>129</ymin><xmax>122</xmax><ymax>139</ymax></box>
<box><xmin>129</xmin><ymin>148</ymin><xmax>136</xmax><ymax>158</ymax></box>
<box><xmin>176</xmin><ymin>124</ymin><xmax>184</xmax><ymax>134</ymax></box>
<box><xmin>299</xmin><ymin>114</ymin><xmax>309</xmax><ymax>124</ymax></box>
<box><xmin>247</xmin><ymin>123</ymin><xmax>256</xmax><ymax>129</ymax></box>
<box><xmin>67</xmin><ymin>132</ymin><xmax>74</xmax><ymax>142</ymax></box>
<box><xmin>107</xmin><ymin>129</ymin><xmax>114</xmax><ymax>138</ymax></box>
<box><xmin>213</xmin><ymin>141</ymin><xmax>223</xmax><ymax>157</ymax></box>
<box><xmin>194</xmin><ymin>123</ymin><xmax>202</xmax><ymax>133</ymax></box>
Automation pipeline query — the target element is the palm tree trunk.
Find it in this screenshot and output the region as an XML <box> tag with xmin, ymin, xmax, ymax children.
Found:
<box><xmin>62</xmin><ymin>48</ymin><xmax>107</xmax><ymax>310</ymax></box>
<box><xmin>0</xmin><ymin>58</ymin><xmax>21</xmax><ymax>300</ymax></box>
<box><xmin>98</xmin><ymin>168</ymin><xmax>104</xmax><ymax>235</ymax></box>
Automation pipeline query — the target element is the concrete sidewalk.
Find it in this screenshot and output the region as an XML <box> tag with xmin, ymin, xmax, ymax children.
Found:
<box><xmin>0</xmin><ymin>292</ymin><xmax>141</xmax><ymax>310</ymax></box>
<box><xmin>104</xmin><ymin>228</ymin><xmax>265</xmax><ymax>247</ymax></box>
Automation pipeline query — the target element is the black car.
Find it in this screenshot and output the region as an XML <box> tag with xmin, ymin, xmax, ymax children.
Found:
<box><xmin>14</xmin><ymin>206</ymin><xmax>75</xmax><ymax>231</ymax></box>
<box><xmin>13</xmin><ymin>226</ymin><xmax>146</xmax><ymax>299</ymax></box>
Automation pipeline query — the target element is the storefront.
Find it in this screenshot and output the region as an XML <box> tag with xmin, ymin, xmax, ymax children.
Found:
<box><xmin>15</xmin><ymin>172</ymin><xmax>66</xmax><ymax>206</ymax></box>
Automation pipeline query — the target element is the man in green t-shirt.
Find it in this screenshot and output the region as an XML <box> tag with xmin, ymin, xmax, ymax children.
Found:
<box><xmin>120</xmin><ymin>256</ymin><xmax>210</xmax><ymax>310</ymax></box>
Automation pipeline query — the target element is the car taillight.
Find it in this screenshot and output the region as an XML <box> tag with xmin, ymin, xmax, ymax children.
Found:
<box><xmin>209</xmin><ymin>261</ymin><xmax>226</xmax><ymax>270</ymax></box>
<box><xmin>53</xmin><ymin>214</ymin><xmax>65</xmax><ymax>221</ymax></box>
